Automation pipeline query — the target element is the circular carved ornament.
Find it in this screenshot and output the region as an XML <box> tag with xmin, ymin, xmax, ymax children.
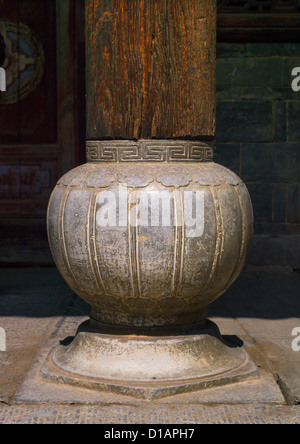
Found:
<box><xmin>0</xmin><ymin>20</ymin><xmax>44</xmax><ymax>105</ymax></box>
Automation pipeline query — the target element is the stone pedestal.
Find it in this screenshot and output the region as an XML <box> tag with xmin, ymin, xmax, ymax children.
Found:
<box><xmin>46</xmin><ymin>0</ymin><xmax>257</xmax><ymax>398</ymax></box>
<box><xmin>41</xmin><ymin>320</ymin><xmax>257</xmax><ymax>400</ymax></box>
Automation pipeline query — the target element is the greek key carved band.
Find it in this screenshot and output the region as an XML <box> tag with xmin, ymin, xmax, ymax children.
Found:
<box><xmin>86</xmin><ymin>140</ymin><xmax>214</xmax><ymax>163</ymax></box>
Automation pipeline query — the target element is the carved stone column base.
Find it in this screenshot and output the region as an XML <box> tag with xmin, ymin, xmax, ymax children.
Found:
<box><xmin>46</xmin><ymin>140</ymin><xmax>257</xmax><ymax>397</ymax></box>
<box><xmin>41</xmin><ymin>320</ymin><xmax>258</xmax><ymax>400</ymax></box>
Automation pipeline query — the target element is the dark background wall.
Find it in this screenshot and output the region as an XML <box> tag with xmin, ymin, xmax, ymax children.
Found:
<box><xmin>0</xmin><ymin>1</ymin><xmax>299</xmax><ymax>267</ymax></box>
<box><xmin>215</xmin><ymin>43</ymin><xmax>300</xmax><ymax>267</ymax></box>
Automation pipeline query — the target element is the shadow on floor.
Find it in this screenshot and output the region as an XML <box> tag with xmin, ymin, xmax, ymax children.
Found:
<box><xmin>0</xmin><ymin>267</ymin><xmax>300</xmax><ymax>320</ymax></box>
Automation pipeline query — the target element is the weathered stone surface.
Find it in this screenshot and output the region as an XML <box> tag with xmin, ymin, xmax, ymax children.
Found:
<box><xmin>273</xmin><ymin>184</ymin><xmax>287</xmax><ymax>223</ymax></box>
<box><xmin>216</xmin><ymin>102</ymin><xmax>273</xmax><ymax>142</ymax></box>
<box><xmin>283</xmin><ymin>58</ymin><xmax>300</xmax><ymax>86</ymax></box>
<box><xmin>0</xmin><ymin>268</ymin><xmax>76</xmax><ymax>404</ymax></box>
<box><xmin>246</xmin><ymin>43</ymin><xmax>300</xmax><ymax>58</ymax></box>
<box><xmin>48</xmin><ymin>155</ymin><xmax>253</xmax><ymax>331</ymax></box>
<box><xmin>288</xmin><ymin>184</ymin><xmax>300</xmax><ymax>223</ymax></box>
<box><xmin>216</xmin><ymin>86</ymin><xmax>243</xmax><ymax>101</ymax></box>
<box><xmin>216</xmin><ymin>43</ymin><xmax>300</xmax><ymax>247</ymax></box>
<box><xmin>287</xmin><ymin>102</ymin><xmax>300</xmax><ymax>142</ymax></box>
<box><xmin>217</xmin><ymin>43</ymin><xmax>246</xmax><ymax>59</ymax></box>
<box><xmin>256</xmin><ymin>338</ymin><xmax>300</xmax><ymax>405</ymax></box>
<box><xmin>252</xmin><ymin>271</ymin><xmax>300</xmax><ymax>324</ymax></box>
<box><xmin>274</xmin><ymin>102</ymin><xmax>287</xmax><ymax>142</ymax></box>
<box><xmin>242</xmin><ymin>87</ymin><xmax>300</xmax><ymax>102</ymax></box>
<box><xmin>217</xmin><ymin>86</ymin><xmax>300</xmax><ymax>102</ymax></box>
<box><xmin>245</xmin><ymin>183</ymin><xmax>273</xmax><ymax>224</ymax></box>
<box><xmin>223</xmin><ymin>271</ymin><xmax>300</xmax><ymax>339</ymax></box>
<box><xmin>14</xmin><ymin>320</ymin><xmax>283</xmax><ymax>406</ymax></box>
<box><xmin>85</xmin><ymin>140</ymin><xmax>214</xmax><ymax>164</ymax></box>
<box><xmin>40</xmin><ymin>320</ymin><xmax>257</xmax><ymax>400</ymax></box>
<box><xmin>250</xmin><ymin>236</ymin><xmax>300</xmax><ymax>267</ymax></box>
<box><xmin>1</xmin><ymin>404</ymin><xmax>299</xmax><ymax>424</ymax></box>
<box><xmin>217</xmin><ymin>58</ymin><xmax>283</xmax><ymax>88</ymax></box>
<box><xmin>241</xmin><ymin>143</ymin><xmax>300</xmax><ymax>183</ymax></box>
<box><xmin>2</xmin><ymin>267</ymin><xmax>300</xmax><ymax>422</ymax></box>
<box><xmin>214</xmin><ymin>144</ymin><xmax>240</xmax><ymax>175</ymax></box>
<box><xmin>277</xmin><ymin>364</ymin><xmax>300</xmax><ymax>405</ymax></box>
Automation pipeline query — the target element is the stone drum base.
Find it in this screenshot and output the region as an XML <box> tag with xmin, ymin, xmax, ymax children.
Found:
<box><xmin>41</xmin><ymin>321</ymin><xmax>258</xmax><ymax>400</ymax></box>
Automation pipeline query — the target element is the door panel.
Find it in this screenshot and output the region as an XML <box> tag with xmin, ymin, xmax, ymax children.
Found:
<box><xmin>0</xmin><ymin>0</ymin><xmax>84</xmax><ymax>264</ymax></box>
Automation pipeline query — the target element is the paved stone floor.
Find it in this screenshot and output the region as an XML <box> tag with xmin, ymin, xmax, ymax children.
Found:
<box><xmin>0</xmin><ymin>267</ymin><xmax>300</xmax><ymax>424</ymax></box>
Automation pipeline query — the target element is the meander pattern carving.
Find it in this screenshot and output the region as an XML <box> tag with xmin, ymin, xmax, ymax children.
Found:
<box><xmin>86</xmin><ymin>141</ymin><xmax>214</xmax><ymax>163</ymax></box>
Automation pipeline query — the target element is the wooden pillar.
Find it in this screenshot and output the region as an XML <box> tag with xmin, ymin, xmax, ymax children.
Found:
<box><xmin>85</xmin><ymin>0</ymin><xmax>216</xmax><ymax>141</ymax></box>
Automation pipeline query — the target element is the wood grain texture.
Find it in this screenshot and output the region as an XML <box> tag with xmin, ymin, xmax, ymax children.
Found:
<box><xmin>86</xmin><ymin>0</ymin><xmax>216</xmax><ymax>140</ymax></box>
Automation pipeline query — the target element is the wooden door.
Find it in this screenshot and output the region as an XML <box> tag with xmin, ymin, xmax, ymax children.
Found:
<box><xmin>0</xmin><ymin>0</ymin><xmax>85</xmax><ymax>264</ymax></box>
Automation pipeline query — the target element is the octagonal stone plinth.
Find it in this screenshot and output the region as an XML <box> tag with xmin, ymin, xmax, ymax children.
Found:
<box><xmin>41</xmin><ymin>320</ymin><xmax>258</xmax><ymax>400</ymax></box>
